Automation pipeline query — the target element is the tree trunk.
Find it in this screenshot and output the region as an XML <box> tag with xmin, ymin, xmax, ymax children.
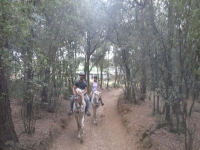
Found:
<box><xmin>100</xmin><ymin>63</ymin><xmax>103</xmax><ymax>88</ymax></box>
<box><xmin>188</xmin><ymin>81</ymin><xmax>197</xmax><ymax>117</ymax></box>
<box><xmin>86</xmin><ymin>53</ymin><xmax>90</xmax><ymax>87</ymax></box>
<box><xmin>140</xmin><ymin>49</ymin><xmax>146</xmax><ymax>101</ymax></box>
<box><xmin>131</xmin><ymin>84</ymin><xmax>137</xmax><ymax>104</ymax></box>
<box><xmin>41</xmin><ymin>68</ymin><xmax>50</xmax><ymax>108</ymax></box>
<box><xmin>164</xmin><ymin>0</ymin><xmax>174</xmax><ymax>122</ymax></box>
<box><xmin>21</xmin><ymin>49</ymin><xmax>36</xmax><ymax>134</ymax></box>
<box><xmin>156</xmin><ymin>94</ymin><xmax>160</xmax><ymax>113</ymax></box>
<box><xmin>153</xmin><ymin>91</ymin><xmax>156</xmax><ymax>114</ymax></box>
<box><xmin>121</xmin><ymin>50</ymin><xmax>131</xmax><ymax>100</ymax></box>
<box><xmin>0</xmin><ymin>54</ymin><xmax>18</xmax><ymax>148</ymax></box>
<box><xmin>165</xmin><ymin>88</ymin><xmax>171</xmax><ymax>122</ymax></box>
<box><xmin>125</xmin><ymin>63</ymin><xmax>131</xmax><ymax>100</ymax></box>
<box><xmin>114</xmin><ymin>67</ymin><xmax>118</xmax><ymax>87</ymax></box>
<box><xmin>85</xmin><ymin>32</ymin><xmax>91</xmax><ymax>88</ymax></box>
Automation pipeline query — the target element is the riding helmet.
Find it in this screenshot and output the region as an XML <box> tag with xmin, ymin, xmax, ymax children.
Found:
<box><xmin>79</xmin><ymin>71</ymin><xmax>85</xmax><ymax>76</ymax></box>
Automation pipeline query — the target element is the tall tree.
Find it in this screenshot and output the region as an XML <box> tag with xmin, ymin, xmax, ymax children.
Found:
<box><xmin>0</xmin><ymin>0</ymin><xmax>18</xmax><ymax>148</ymax></box>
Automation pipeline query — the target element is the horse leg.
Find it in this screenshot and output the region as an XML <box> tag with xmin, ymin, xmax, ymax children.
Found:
<box><xmin>80</xmin><ymin>114</ymin><xmax>85</xmax><ymax>143</ymax></box>
<box><xmin>92</xmin><ymin>106</ymin><xmax>96</xmax><ymax>124</ymax></box>
<box><xmin>75</xmin><ymin>115</ymin><xmax>81</xmax><ymax>139</ymax></box>
<box><xmin>75</xmin><ymin>115</ymin><xmax>78</xmax><ymax>130</ymax></box>
<box><xmin>94</xmin><ymin>107</ymin><xmax>97</xmax><ymax>125</ymax></box>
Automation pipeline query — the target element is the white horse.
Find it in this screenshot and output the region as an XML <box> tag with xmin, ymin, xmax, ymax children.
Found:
<box><xmin>73</xmin><ymin>88</ymin><xmax>86</xmax><ymax>143</ymax></box>
<box><xmin>91</xmin><ymin>91</ymin><xmax>101</xmax><ymax>125</ymax></box>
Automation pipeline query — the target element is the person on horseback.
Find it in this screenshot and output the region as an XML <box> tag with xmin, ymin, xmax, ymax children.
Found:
<box><xmin>68</xmin><ymin>71</ymin><xmax>91</xmax><ymax>116</ymax></box>
<box><xmin>90</xmin><ymin>75</ymin><xmax>104</xmax><ymax>106</ymax></box>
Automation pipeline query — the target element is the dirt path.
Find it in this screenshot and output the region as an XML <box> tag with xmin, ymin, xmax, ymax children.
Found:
<box><xmin>50</xmin><ymin>88</ymin><xmax>136</xmax><ymax>150</ymax></box>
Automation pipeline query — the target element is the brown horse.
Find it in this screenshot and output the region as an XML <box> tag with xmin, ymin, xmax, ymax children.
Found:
<box><xmin>73</xmin><ymin>88</ymin><xmax>86</xmax><ymax>143</ymax></box>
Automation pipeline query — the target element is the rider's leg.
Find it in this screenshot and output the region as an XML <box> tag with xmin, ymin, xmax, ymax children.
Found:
<box><xmin>84</xmin><ymin>94</ymin><xmax>91</xmax><ymax>116</ymax></box>
<box><xmin>89</xmin><ymin>91</ymin><xmax>93</xmax><ymax>99</ymax></box>
<box><xmin>68</xmin><ymin>95</ymin><xmax>74</xmax><ymax>115</ymax></box>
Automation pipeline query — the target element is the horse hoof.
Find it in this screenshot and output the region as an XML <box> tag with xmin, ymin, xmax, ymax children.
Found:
<box><xmin>80</xmin><ymin>138</ymin><xmax>84</xmax><ymax>143</ymax></box>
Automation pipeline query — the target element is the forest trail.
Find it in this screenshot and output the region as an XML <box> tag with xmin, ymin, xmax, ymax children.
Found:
<box><xmin>50</xmin><ymin>88</ymin><xmax>137</xmax><ymax>150</ymax></box>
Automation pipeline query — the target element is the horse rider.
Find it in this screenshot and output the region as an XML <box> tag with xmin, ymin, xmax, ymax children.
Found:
<box><xmin>90</xmin><ymin>75</ymin><xmax>104</xmax><ymax>106</ymax></box>
<box><xmin>68</xmin><ymin>72</ymin><xmax>91</xmax><ymax>116</ymax></box>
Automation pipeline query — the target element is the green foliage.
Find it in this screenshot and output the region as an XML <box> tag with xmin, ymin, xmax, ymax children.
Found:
<box><xmin>1</xmin><ymin>1</ymin><xmax>200</xmax><ymax>146</ymax></box>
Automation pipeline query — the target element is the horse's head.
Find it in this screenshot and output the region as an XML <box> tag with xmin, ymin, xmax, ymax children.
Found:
<box><xmin>75</xmin><ymin>88</ymin><xmax>83</xmax><ymax>95</ymax></box>
<box><xmin>94</xmin><ymin>91</ymin><xmax>101</xmax><ymax>95</ymax></box>
<box><xmin>92</xmin><ymin>91</ymin><xmax>101</xmax><ymax>106</ymax></box>
<box><xmin>75</xmin><ymin>88</ymin><xmax>85</xmax><ymax>104</ymax></box>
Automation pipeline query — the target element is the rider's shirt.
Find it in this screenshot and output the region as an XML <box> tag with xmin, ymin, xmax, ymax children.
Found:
<box><xmin>92</xmin><ymin>82</ymin><xmax>98</xmax><ymax>91</ymax></box>
<box><xmin>75</xmin><ymin>80</ymin><xmax>87</xmax><ymax>90</ymax></box>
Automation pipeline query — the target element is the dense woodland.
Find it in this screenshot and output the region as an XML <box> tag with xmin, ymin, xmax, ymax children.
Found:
<box><xmin>0</xmin><ymin>0</ymin><xmax>200</xmax><ymax>149</ymax></box>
